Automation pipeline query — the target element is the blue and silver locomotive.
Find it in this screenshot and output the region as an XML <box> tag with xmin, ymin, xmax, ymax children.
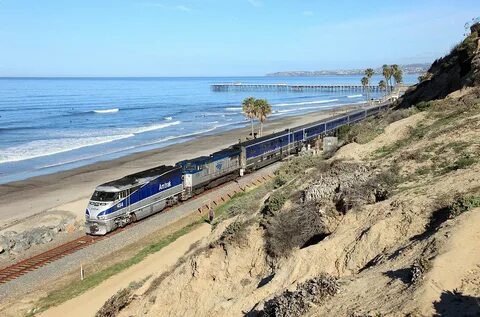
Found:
<box><xmin>86</xmin><ymin>165</ymin><xmax>183</xmax><ymax>235</ymax></box>
<box><xmin>86</xmin><ymin>103</ymin><xmax>389</xmax><ymax>235</ymax></box>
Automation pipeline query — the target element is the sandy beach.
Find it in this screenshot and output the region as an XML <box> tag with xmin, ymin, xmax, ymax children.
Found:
<box><xmin>0</xmin><ymin>104</ymin><xmax>362</xmax><ymax>230</ymax></box>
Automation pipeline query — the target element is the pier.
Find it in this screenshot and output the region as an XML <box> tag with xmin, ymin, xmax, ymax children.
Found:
<box><xmin>211</xmin><ymin>83</ymin><xmax>385</xmax><ymax>92</ymax></box>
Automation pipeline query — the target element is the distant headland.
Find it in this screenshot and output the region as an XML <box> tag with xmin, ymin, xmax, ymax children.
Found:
<box><xmin>266</xmin><ymin>63</ymin><xmax>430</xmax><ymax>77</ymax></box>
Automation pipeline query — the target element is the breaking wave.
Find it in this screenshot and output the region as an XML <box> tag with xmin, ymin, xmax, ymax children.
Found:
<box><xmin>93</xmin><ymin>108</ymin><xmax>119</xmax><ymax>114</ymax></box>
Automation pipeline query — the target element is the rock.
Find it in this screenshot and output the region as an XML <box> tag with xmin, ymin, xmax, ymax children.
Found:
<box><xmin>11</xmin><ymin>240</ymin><xmax>28</xmax><ymax>253</ymax></box>
<box><xmin>42</xmin><ymin>230</ymin><xmax>54</xmax><ymax>243</ymax></box>
<box><xmin>65</xmin><ymin>224</ymin><xmax>76</xmax><ymax>234</ymax></box>
<box><xmin>30</xmin><ymin>228</ymin><xmax>46</xmax><ymax>245</ymax></box>
<box><xmin>3</xmin><ymin>231</ymin><xmax>17</xmax><ymax>237</ymax></box>
<box><xmin>0</xmin><ymin>245</ymin><xmax>4</xmax><ymax>254</ymax></box>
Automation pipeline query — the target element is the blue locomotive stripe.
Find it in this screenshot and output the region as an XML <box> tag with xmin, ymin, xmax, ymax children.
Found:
<box><xmin>98</xmin><ymin>169</ymin><xmax>183</xmax><ymax>217</ymax></box>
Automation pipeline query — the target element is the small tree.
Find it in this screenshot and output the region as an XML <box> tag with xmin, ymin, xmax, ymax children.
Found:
<box><xmin>254</xmin><ymin>99</ymin><xmax>272</xmax><ymax>137</ymax></box>
<box><xmin>242</xmin><ymin>97</ymin><xmax>256</xmax><ymax>138</ymax></box>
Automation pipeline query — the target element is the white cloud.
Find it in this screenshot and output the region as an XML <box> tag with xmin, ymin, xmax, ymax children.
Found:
<box><xmin>247</xmin><ymin>0</ymin><xmax>262</xmax><ymax>7</ymax></box>
<box><xmin>175</xmin><ymin>5</ymin><xmax>192</xmax><ymax>12</ymax></box>
<box><xmin>302</xmin><ymin>11</ymin><xmax>314</xmax><ymax>16</ymax></box>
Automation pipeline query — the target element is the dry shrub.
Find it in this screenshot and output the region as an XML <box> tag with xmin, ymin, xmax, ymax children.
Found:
<box><xmin>211</xmin><ymin>219</ymin><xmax>252</xmax><ymax>248</ymax></box>
<box><xmin>338</xmin><ymin>118</ymin><xmax>385</xmax><ymax>144</ymax></box>
<box><xmin>274</xmin><ymin>155</ymin><xmax>327</xmax><ymax>188</ymax></box>
<box><xmin>95</xmin><ymin>288</ymin><xmax>132</xmax><ymax>317</ymax></box>
<box><xmin>411</xmin><ymin>257</ymin><xmax>431</xmax><ymax>285</ymax></box>
<box><xmin>253</xmin><ymin>274</ymin><xmax>339</xmax><ymax>317</ymax></box>
<box><xmin>265</xmin><ymin>203</ymin><xmax>336</xmax><ymax>258</ymax></box>
<box><xmin>383</xmin><ymin>108</ymin><xmax>415</xmax><ymax>124</ymax></box>
<box><xmin>303</xmin><ymin>161</ymin><xmax>369</xmax><ymax>205</ymax></box>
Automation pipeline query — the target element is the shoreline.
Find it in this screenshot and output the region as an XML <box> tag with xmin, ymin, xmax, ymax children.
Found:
<box><xmin>0</xmin><ymin>103</ymin><xmax>363</xmax><ymax>228</ymax></box>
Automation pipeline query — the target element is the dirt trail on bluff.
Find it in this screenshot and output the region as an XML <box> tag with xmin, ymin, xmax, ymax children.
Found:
<box><xmin>40</xmin><ymin>224</ymin><xmax>210</xmax><ymax>317</ymax></box>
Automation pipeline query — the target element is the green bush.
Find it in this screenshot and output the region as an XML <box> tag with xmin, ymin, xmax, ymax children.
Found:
<box><xmin>449</xmin><ymin>195</ymin><xmax>480</xmax><ymax>218</ymax></box>
<box><xmin>440</xmin><ymin>155</ymin><xmax>477</xmax><ymax>174</ymax></box>
<box><xmin>274</xmin><ymin>155</ymin><xmax>324</xmax><ymax>186</ymax></box>
<box><xmin>263</xmin><ymin>190</ymin><xmax>288</xmax><ymax>215</ymax></box>
<box><xmin>273</xmin><ymin>174</ymin><xmax>288</xmax><ymax>189</ymax></box>
<box><xmin>415</xmin><ymin>101</ymin><xmax>432</xmax><ymax>111</ymax></box>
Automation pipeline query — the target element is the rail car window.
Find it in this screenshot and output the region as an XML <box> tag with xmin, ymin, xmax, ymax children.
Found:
<box><xmin>246</xmin><ymin>135</ymin><xmax>289</xmax><ymax>159</ymax></box>
<box><xmin>349</xmin><ymin>111</ymin><xmax>365</xmax><ymax>122</ymax></box>
<box><xmin>367</xmin><ymin>107</ymin><xmax>380</xmax><ymax>116</ymax></box>
<box><xmin>305</xmin><ymin>123</ymin><xmax>325</xmax><ymax>139</ymax></box>
<box><xmin>326</xmin><ymin>117</ymin><xmax>348</xmax><ymax>131</ymax></box>
<box><xmin>91</xmin><ymin>191</ymin><xmax>117</xmax><ymax>202</ymax></box>
<box><xmin>294</xmin><ymin>130</ymin><xmax>304</xmax><ymax>142</ymax></box>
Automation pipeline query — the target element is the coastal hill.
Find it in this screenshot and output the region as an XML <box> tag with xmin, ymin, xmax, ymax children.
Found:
<box><xmin>90</xmin><ymin>25</ymin><xmax>480</xmax><ymax>316</ymax></box>
<box><xmin>398</xmin><ymin>23</ymin><xmax>480</xmax><ymax>107</ymax></box>
<box><xmin>266</xmin><ymin>63</ymin><xmax>429</xmax><ymax>77</ymax></box>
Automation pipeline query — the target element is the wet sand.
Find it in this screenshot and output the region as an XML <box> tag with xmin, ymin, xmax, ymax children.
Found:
<box><xmin>0</xmin><ymin>104</ymin><xmax>363</xmax><ymax>229</ymax></box>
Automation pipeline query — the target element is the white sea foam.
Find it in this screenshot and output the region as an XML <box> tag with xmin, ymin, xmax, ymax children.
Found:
<box><xmin>164</xmin><ymin>116</ymin><xmax>173</xmax><ymax>121</ymax></box>
<box><xmin>127</xmin><ymin>121</ymin><xmax>181</xmax><ymax>134</ymax></box>
<box><xmin>274</xmin><ymin>99</ymin><xmax>339</xmax><ymax>107</ymax></box>
<box><xmin>0</xmin><ymin>121</ymin><xmax>182</xmax><ymax>164</ymax></box>
<box><xmin>347</xmin><ymin>94</ymin><xmax>363</xmax><ymax>98</ymax></box>
<box><xmin>225</xmin><ymin>107</ymin><xmax>242</xmax><ymax>111</ymax></box>
<box><xmin>0</xmin><ymin>134</ymin><xmax>134</xmax><ymax>164</ymax></box>
<box><xmin>93</xmin><ymin>108</ymin><xmax>119</xmax><ymax>114</ymax></box>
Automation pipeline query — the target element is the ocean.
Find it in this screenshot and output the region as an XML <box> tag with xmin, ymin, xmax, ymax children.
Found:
<box><xmin>0</xmin><ymin>75</ymin><xmax>418</xmax><ymax>184</ymax></box>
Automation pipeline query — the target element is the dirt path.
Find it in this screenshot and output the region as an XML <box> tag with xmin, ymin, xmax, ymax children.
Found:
<box><xmin>39</xmin><ymin>223</ymin><xmax>211</xmax><ymax>317</ymax></box>
<box><xmin>419</xmin><ymin>208</ymin><xmax>480</xmax><ymax>316</ymax></box>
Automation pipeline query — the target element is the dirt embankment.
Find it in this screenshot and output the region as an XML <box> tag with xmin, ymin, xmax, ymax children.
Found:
<box><xmin>96</xmin><ymin>87</ymin><xmax>480</xmax><ymax>317</ymax></box>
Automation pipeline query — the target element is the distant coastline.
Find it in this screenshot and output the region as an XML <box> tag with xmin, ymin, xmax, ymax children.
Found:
<box><xmin>266</xmin><ymin>63</ymin><xmax>430</xmax><ymax>77</ymax></box>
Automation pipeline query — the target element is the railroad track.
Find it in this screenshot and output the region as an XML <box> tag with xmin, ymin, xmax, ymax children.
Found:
<box><xmin>0</xmin><ymin>173</ymin><xmax>274</xmax><ymax>285</ymax></box>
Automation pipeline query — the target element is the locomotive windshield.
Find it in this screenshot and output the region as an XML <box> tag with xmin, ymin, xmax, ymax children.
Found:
<box><xmin>91</xmin><ymin>191</ymin><xmax>118</xmax><ymax>202</ymax></box>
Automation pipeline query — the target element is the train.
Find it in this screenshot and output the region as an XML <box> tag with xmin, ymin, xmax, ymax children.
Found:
<box><xmin>85</xmin><ymin>103</ymin><xmax>389</xmax><ymax>235</ymax></box>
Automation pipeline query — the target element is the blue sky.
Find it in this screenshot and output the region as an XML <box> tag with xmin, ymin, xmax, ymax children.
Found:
<box><xmin>0</xmin><ymin>0</ymin><xmax>478</xmax><ymax>76</ymax></box>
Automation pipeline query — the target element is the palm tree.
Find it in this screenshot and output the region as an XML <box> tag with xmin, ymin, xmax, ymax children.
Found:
<box><xmin>254</xmin><ymin>99</ymin><xmax>272</xmax><ymax>137</ymax></box>
<box><xmin>392</xmin><ymin>66</ymin><xmax>403</xmax><ymax>85</ymax></box>
<box><xmin>378</xmin><ymin>80</ymin><xmax>387</xmax><ymax>97</ymax></box>
<box><xmin>242</xmin><ymin>97</ymin><xmax>256</xmax><ymax>138</ymax></box>
<box><xmin>365</xmin><ymin>68</ymin><xmax>375</xmax><ymax>79</ymax></box>
<box><xmin>382</xmin><ymin>65</ymin><xmax>393</xmax><ymax>94</ymax></box>
<box><xmin>361</xmin><ymin>76</ymin><xmax>369</xmax><ymax>104</ymax></box>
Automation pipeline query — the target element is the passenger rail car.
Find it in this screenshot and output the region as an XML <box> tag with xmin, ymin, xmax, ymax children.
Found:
<box><xmin>236</xmin><ymin>130</ymin><xmax>291</xmax><ymax>173</ymax></box>
<box><xmin>86</xmin><ymin>103</ymin><xmax>389</xmax><ymax>235</ymax></box>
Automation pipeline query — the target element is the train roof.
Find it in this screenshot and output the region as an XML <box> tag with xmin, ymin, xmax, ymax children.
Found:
<box><xmin>177</xmin><ymin>147</ymin><xmax>241</xmax><ymax>167</ymax></box>
<box><xmin>238</xmin><ymin>129</ymin><xmax>290</xmax><ymax>147</ymax></box>
<box><xmin>97</xmin><ymin>165</ymin><xmax>179</xmax><ymax>191</ymax></box>
<box><xmin>290</xmin><ymin>111</ymin><xmax>351</xmax><ymax>132</ymax></box>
